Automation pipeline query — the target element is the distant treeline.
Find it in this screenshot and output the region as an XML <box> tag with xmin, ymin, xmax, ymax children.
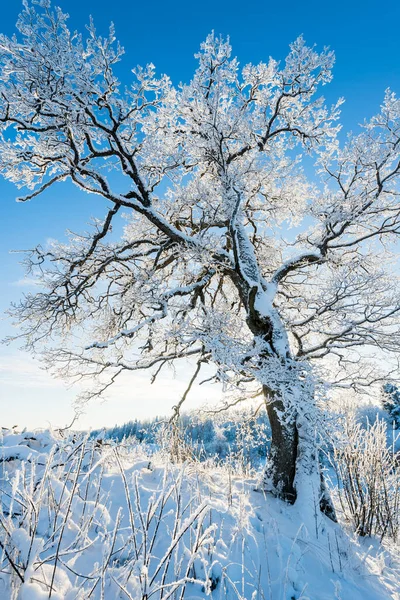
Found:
<box><xmin>90</xmin><ymin>390</ymin><xmax>399</xmax><ymax>470</ymax></box>
<box><xmin>91</xmin><ymin>408</ymin><xmax>271</xmax><ymax>470</ymax></box>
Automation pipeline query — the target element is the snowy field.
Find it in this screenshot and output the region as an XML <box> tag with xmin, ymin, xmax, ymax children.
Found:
<box><xmin>1</xmin><ymin>428</ymin><xmax>399</xmax><ymax>600</ymax></box>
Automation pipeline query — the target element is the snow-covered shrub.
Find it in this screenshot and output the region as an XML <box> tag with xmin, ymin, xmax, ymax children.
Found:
<box><xmin>330</xmin><ymin>415</ymin><xmax>400</xmax><ymax>540</ymax></box>
<box><xmin>154</xmin><ymin>421</ymin><xmax>197</xmax><ymax>463</ymax></box>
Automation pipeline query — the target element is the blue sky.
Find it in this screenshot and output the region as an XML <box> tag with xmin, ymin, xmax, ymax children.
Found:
<box><xmin>1</xmin><ymin>0</ymin><xmax>399</xmax><ymax>429</ymax></box>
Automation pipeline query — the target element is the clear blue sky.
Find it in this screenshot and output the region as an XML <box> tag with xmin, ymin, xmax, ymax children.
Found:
<box><xmin>1</xmin><ymin>0</ymin><xmax>399</xmax><ymax>428</ymax></box>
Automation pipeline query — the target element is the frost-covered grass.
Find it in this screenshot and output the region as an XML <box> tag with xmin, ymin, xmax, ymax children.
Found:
<box><xmin>90</xmin><ymin>408</ymin><xmax>271</xmax><ymax>474</ymax></box>
<box><xmin>1</xmin><ymin>429</ymin><xmax>399</xmax><ymax>600</ymax></box>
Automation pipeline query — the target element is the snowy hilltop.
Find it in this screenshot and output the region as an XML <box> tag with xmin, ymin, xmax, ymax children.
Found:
<box><xmin>1</xmin><ymin>428</ymin><xmax>399</xmax><ymax>600</ymax></box>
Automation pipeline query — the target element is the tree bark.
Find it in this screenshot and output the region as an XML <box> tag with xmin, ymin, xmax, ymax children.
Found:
<box><xmin>242</xmin><ymin>284</ymin><xmax>336</xmax><ymax>518</ymax></box>
<box><xmin>263</xmin><ymin>386</ymin><xmax>298</xmax><ymax>503</ymax></box>
<box><xmin>262</xmin><ymin>385</ymin><xmax>337</xmax><ymax>521</ymax></box>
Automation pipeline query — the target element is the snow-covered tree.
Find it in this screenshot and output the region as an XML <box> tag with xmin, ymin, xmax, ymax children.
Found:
<box><xmin>382</xmin><ymin>383</ymin><xmax>400</xmax><ymax>428</ymax></box>
<box><xmin>1</xmin><ymin>1</ymin><xmax>400</xmax><ymax>514</ymax></box>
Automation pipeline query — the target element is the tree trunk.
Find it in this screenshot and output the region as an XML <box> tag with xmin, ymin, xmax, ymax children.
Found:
<box><xmin>263</xmin><ymin>385</ymin><xmax>298</xmax><ymax>503</ymax></box>
<box><xmin>243</xmin><ymin>285</ymin><xmax>336</xmax><ymax>519</ymax></box>
<box><xmin>262</xmin><ymin>385</ymin><xmax>337</xmax><ymax>521</ymax></box>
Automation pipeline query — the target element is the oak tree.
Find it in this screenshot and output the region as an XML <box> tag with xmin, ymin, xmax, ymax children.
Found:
<box><xmin>2</xmin><ymin>1</ymin><xmax>400</xmax><ymax>514</ymax></box>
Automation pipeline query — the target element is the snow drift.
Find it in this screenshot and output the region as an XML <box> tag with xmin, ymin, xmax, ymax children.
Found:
<box><xmin>0</xmin><ymin>428</ymin><xmax>399</xmax><ymax>599</ymax></box>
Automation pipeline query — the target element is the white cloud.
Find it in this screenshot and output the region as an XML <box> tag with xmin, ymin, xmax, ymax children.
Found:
<box><xmin>10</xmin><ymin>277</ymin><xmax>41</xmax><ymax>287</ymax></box>
<box><xmin>0</xmin><ymin>352</ymin><xmax>65</xmax><ymax>389</ymax></box>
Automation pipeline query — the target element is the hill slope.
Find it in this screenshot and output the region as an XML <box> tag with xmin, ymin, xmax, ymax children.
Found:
<box><xmin>0</xmin><ymin>429</ymin><xmax>399</xmax><ymax>599</ymax></box>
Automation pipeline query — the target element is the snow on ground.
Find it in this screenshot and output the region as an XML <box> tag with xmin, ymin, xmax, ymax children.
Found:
<box><xmin>0</xmin><ymin>428</ymin><xmax>399</xmax><ymax>599</ymax></box>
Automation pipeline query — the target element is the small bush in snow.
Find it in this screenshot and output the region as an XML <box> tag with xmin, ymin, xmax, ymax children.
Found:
<box><xmin>330</xmin><ymin>414</ymin><xmax>400</xmax><ymax>541</ymax></box>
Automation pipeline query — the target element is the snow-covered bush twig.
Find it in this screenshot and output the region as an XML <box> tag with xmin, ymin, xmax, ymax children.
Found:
<box><xmin>329</xmin><ymin>415</ymin><xmax>400</xmax><ymax>541</ymax></box>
